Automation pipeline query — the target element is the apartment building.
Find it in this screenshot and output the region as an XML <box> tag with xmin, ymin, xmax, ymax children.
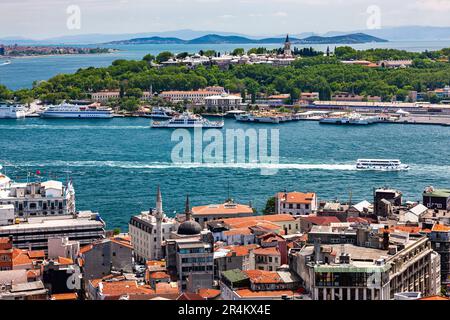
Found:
<box><xmin>275</xmin><ymin>192</ymin><xmax>317</xmax><ymax>216</ymax></box>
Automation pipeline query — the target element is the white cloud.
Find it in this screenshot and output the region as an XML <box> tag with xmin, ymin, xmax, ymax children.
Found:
<box><xmin>414</xmin><ymin>0</ymin><xmax>450</xmax><ymax>11</ymax></box>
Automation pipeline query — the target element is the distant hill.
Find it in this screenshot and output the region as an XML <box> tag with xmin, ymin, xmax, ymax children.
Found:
<box><xmin>106</xmin><ymin>33</ymin><xmax>386</xmax><ymax>45</ymax></box>
<box><xmin>323</xmin><ymin>26</ymin><xmax>450</xmax><ymax>41</ymax></box>
<box><xmin>300</xmin><ymin>33</ymin><xmax>387</xmax><ymax>44</ymax></box>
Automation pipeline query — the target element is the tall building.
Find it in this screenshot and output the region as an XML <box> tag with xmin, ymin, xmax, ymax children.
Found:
<box><xmin>428</xmin><ymin>224</ymin><xmax>450</xmax><ymax>291</ymax></box>
<box><xmin>290</xmin><ymin>234</ymin><xmax>440</xmax><ymax>300</ymax></box>
<box><xmin>0</xmin><ymin>173</ymin><xmax>76</xmax><ymax>218</ymax></box>
<box><xmin>283</xmin><ymin>34</ymin><xmax>292</xmax><ymax>57</ymax></box>
<box><xmin>275</xmin><ymin>191</ymin><xmax>317</xmax><ymax>216</ymax></box>
<box><xmin>0</xmin><ymin>211</ymin><xmax>105</xmax><ymax>251</ymax></box>
<box><xmin>166</xmin><ymin>196</ymin><xmax>214</xmax><ymax>291</ymax></box>
<box><xmin>129</xmin><ymin>187</ymin><xmax>177</xmax><ymax>262</ymax></box>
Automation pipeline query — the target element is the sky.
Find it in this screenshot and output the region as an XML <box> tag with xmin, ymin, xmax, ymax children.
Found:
<box><xmin>1</xmin><ymin>0</ymin><xmax>450</xmax><ymax>38</ymax></box>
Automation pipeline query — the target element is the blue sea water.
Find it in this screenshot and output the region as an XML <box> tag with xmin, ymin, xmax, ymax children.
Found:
<box><xmin>2</xmin><ymin>41</ymin><xmax>450</xmax><ymax>90</ymax></box>
<box><xmin>0</xmin><ymin>118</ymin><xmax>449</xmax><ymax>230</ymax></box>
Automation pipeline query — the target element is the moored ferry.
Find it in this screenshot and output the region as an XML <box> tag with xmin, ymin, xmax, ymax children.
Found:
<box><xmin>0</xmin><ymin>104</ymin><xmax>27</xmax><ymax>119</ymax></box>
<box><xmin>320</xmin><ymin>113</ymin><xmax>379</xmax><ymax>125</ymax></box>
<box><xmin>151</xmin><ymin>112</ymin><xmax>224</xmax><ymax>128</ymax></box>
<box><xmin>235</xmin><ymin>113</ymin><xmax>281</xmax><ymax>124</ymax></box>
<box><xmin>143</xmin><ymin>107</ymin><xmax>176</xmax><ymax>119</ymax></box>
<box><xmin>356</xmin><ymin>159</ymin><xmax>410</xmax><ymax>171</ymax></box>
<box><xmin>41</xmin><ymin>103</ymin><xmax>114</xmax><ymax>119</ymax></box>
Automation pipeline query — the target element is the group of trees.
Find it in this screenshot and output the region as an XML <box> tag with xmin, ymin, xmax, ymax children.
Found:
<box><xmin>1</xmin><ymin>47</ymin><xmax>450</xmax><ymax>108</ymax></box>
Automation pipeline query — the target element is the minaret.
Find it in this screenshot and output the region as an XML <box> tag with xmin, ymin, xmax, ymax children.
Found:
<box><xmin>154</xmin><ymin>186</ymin><xmax>163</xmax><ymax>260</ymax></box>
<box><xmin>184</xmin><ymin>195</ymin><xmax>192</xmax><ymax>222</ymax></box>
<box><xmin>284</xmin><ymin>34</ymin><xmax>292</xmax><ymax>57</ymax></box>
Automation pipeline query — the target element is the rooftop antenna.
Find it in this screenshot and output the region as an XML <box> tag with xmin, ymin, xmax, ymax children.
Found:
<box><xmin>349</xmin><ymin>189</ymin><xmax>353</xmax><ymax>207</ymax></box>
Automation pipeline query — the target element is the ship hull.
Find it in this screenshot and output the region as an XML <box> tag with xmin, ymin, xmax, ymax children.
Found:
<box><xmin>40</xmin><ymin>112</ymin><xmax>113</xmax><ymax>119</ymax></box>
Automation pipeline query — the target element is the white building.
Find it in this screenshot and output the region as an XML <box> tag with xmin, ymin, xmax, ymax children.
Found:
<box><xmin>0</xmin><ymin>204</ymin><xmax>14</xmax><ymax>226</ymax></box>
<box><xmin>275</xmin><ymin>192</ymin><xmax>317</xmax><ymax>216</ymax></box>
<box><xmin>91</xmin><ymin>91</ymin><xmax>153</xmax><ymax>102</ymax></box>
<box><xmin>205</xmin><ymin>93</ymin><xmax>243</xmax><ymax>112</ymax></box>
<box><xmin>129</xmin><ymin>187</ymin><xmax>177</xmax><ymax>262</ymax></box>
<box><xmin>0</xmin><ymin>175</ymin><xmax>75</xmax><ymax>218</ymax></box>
<box><xmin>0</xmin><ymin>211</ymin><xmax>105</xmax><ymax>251</ymax></box>
<box><xmin>159</xmin><ymin>90</ymin><xmax>219</xmax><ymax>104</ymax></box>
<box><xmin>47</xmin><ymin>237</ymin><xmax>80</xmax><ymax>261</ymax></box>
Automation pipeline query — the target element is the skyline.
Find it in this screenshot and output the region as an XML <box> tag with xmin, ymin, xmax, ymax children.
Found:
<box><xmin>1</xmin><ymin>0</ymin><xmax>450</xmax><ymax>39</ymax></box>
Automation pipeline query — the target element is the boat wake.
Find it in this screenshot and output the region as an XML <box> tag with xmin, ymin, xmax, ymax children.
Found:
<box><xmin>0</xmin><ymin>125</ymin><xmax>149</xmax><ymax>130</ymax></box>
<box><xmin>2</xmin><ymin>160</ymin><xmax>357</xmax><ymax>171</ymax></box>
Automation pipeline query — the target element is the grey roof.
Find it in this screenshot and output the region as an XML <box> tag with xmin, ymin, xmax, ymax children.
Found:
<box><xmin>177</xmin><ymin>220</ymin><xmax>202</xmax><ymax>236</ymax></box>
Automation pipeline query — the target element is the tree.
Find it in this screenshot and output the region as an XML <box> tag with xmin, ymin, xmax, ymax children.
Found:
<box><xmin>143</xmin><ymin>54</ymin><xmax>155</xmax><ymax>62</ymax></box>
<box><xmin>263</xmin><ymin>197</ymin><xmax>276</xmax><ymax>215</ymax></box>
<box><xmin>232</xmin><ymin>48</ymin><xmax>245</xmax><ymax>56</ymax></box>
<box><xmin>203</xmin><ymin>50</ymin><xmax>217</xmax><ymax>57</ymax></box>
<box><xmin>0</xmin><ymin>85</ymin><xmax>13</xmax><ymax>100</ymax></box>
<box><xmin>156</xmin><ymin>51</ymin><xmax>174</xmax><ymax>63</ymax></box>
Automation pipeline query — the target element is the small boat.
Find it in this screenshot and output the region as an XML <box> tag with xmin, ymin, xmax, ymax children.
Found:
<box><xmin>0</xmin><ymin>60</ymin><xmax>11</xmax><ymax>66</ymax></box>
<box><xmin>151</xmin><ymin>112</ymin><xmax>224</xmax><ymax>128</ymax></box>
<box><xmin>235</xmin><ymin>113</ymin><xmax>280</xmax><ymax>124</ymax></box>
<box><xmin>224</xmin><ymin>110</ymin><xmax>246</xmax><ymax>118</ymax></box>
<box><xmin>356</xmin><ymin>159</ymin><xmax>410</xmax><ymax>171</ymax></box>
<box><xmin>142</xmin><ymin>107</ymin><xmax>176</xmax><ymax>119</ymax></box>
<box><xmin>0</xmin><ymin>104</ymin><xmax>26</xmax><ymax>119</ymax></box>
<box><xmin>320</xmin><ymin>113</ymin><xmax>378</xmax><ymax>125</ymax></box>
<box><xmin>41</xmin><ymin>103</ymin><xmax>114</xmax><ymax>119</ymax></box>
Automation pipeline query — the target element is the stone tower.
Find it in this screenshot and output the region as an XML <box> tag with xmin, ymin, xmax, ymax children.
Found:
<box><xmin>154</xmin><ymin>186</ymin><xmax>163</xmax><ymax>260</ymax></box>
<box><xmin>185</xmin><ymin>194</ymin><xmax>192</xmax><ymax>221</ymax></box>
<box><xmin>284</xmin><ymin>34</ymin><xmax>292</xmax><ymax>57</ymax></box>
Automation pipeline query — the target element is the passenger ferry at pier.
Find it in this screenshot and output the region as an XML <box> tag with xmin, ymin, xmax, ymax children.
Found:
<box><xmin>41</xmin><ymin>103</ymin><xmax>114</xmax><ymax>119</ymax></box>
<box><xmin>143</xmin><ymin>107</ymin><xmax>176</xmax><ymax>119</ymax></box>
<box><xmin>0</xmin><ymin>104</ymin><xmax>27</xmax><ymax>119</ymax></box>
<box><xmin>320</xmin><ymin>113</ymin><xmax>379</xmax><ymax>125</ymax></box>
<box><xmin>356</xmin><ymin>159</ymin><xmax>410</xmax><ymax>171</ymax></box>
<box><xmin>235</xmin><ymin>113</ymin><xmax>281</xmax><ymax>124</ymax></box>
<box><xmin>151</xmin><ymin>112</ymin><xmax>224</xmax><ymax>128</ymax></box>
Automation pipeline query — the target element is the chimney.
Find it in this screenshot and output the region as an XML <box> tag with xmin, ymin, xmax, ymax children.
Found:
<box><xmin>314</xmin><ymin>239</ymin><xmax>321</xmax><ymax>263</ymax></box>
<box><xmin>382</xmin><ymin>226</ymin><xmax>390</xmax><ymax>250</ymax></box>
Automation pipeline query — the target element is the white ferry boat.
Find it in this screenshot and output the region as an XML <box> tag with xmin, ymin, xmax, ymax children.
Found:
<box><xmin>143</xmin><ymin>107</ymin><xmax>176</xmax><ymax>119</ymax></box>
<box><xmin>0</xmin><ymin>165</ymin><xmax>11</xmax><ymax>189</ymax></box>
<box><xmin>320</xmin><ymin>113</ymin><xmax>378</xmax><ymax>125</ymax></box>
<box><xmin>225</xmin><ymin>110</ymin><xmax>246</xmax><ymax>118</ymax></box>
<box><xmin>235</xmin><ymin>113</ymin><xmax>280</xmax><ymax>124</ymax></box>
<box><xmin>41</xmin><ymin>103</ymin><xmax>114</xmax><ymax>119</ymax></box>
<box><xmin>151</xmin><ymin>112</ymin><xmax>224</xmax><ymax>128</ymax></box>
<box><xmin>0</xmin><ymin>104</ymin><xmax>26</xmax><ymax>119</ymax></box>
<box><xmin>356</xmin><ymin>159</ymin><xmax>410</xmax><ymax>171</ymax></box>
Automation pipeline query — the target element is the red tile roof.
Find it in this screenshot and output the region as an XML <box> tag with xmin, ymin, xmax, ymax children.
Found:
<box><xmin>253</xmin><ymin>247</ymin><xmax>280</xmax><ymax>256</ymax></box>
<box><xmin>197</xmin><ymin>288</ymin><xmax>221</xmax><ymax>299</ymax></box>
<box><xmin>432</xmin><ymin>224</ymin><xmax>450</xmax><ymax>232</ymax></box>
<box><xmin>222</xmin><ymin>244</ymin><xmax>259</xmax><ymax>257</ymax></box>
<box><xmin>418</xmin><ymin>295</ymin><xmax>450</xmax><ymax>301</ymax></box>
<box><xmin>302</xmin><ymin>216</ymin><xmax>340</xmax><ymax>226</ymax></box>
<box><xmin>277</xmin><ymin>192</ymin><xmax>315</xmax><ymax>204</ymax></box>
<box><xmin>244</xmin><ymin>270</ymin><xmax>284</xmax><ymax>284</ymax></box>
<box><xmin>149</xmin><ymin>271</ymin><xmax>170</xmax><ymax>280</ymax></box>
<box><xmin>235</xmin><ymin>289</ymin><xmax>301</xmax><ymax>298</ymax></box>
<box><xmin>192</xmin><ymin>202</ymin><xmax>253</xmax><ymax>216</ymax></box>
<box><xmin>51</xmin><ymin>293</ymin><xmax>78</xmax><ymax>300</ymax></box>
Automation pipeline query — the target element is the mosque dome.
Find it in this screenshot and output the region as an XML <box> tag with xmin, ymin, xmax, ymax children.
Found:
<box><xmin>177</xmin><ymin>220</ymin><xmax>202</xmax><ymax>236</ymax></box>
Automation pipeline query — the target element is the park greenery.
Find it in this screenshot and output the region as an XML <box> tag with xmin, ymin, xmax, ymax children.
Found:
<box><xmin>1</xmin><ymin>46</ymin><xmax>450</xmax><ymax>111</ymax></box>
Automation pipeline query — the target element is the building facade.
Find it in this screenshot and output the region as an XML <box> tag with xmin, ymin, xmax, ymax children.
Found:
<box><xmin>275</xmin><ymin>192</ymin><xmax>317</xmax><ymax>216</ymax></box>
<box><xmin>129</xmin><ymin>188</ymin><xmax>177</xmax><ymax>262</ymax></box>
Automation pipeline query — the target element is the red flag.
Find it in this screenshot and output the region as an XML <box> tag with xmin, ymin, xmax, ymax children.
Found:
<box><xmin>36</xmin><ymin>170</ymin><xmax>41</xmax><ymax>175</ymax></box>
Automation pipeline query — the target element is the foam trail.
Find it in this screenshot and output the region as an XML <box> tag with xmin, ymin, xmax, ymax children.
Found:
<box><xmin>3</xmin><ymin>160</ymin><xmax>357</xmax><ymax>171</ymax></box>
<box><xmin>0</xmin><ymin>125</ymin><xmax>148</xmax><ymax>130</ymax></box>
